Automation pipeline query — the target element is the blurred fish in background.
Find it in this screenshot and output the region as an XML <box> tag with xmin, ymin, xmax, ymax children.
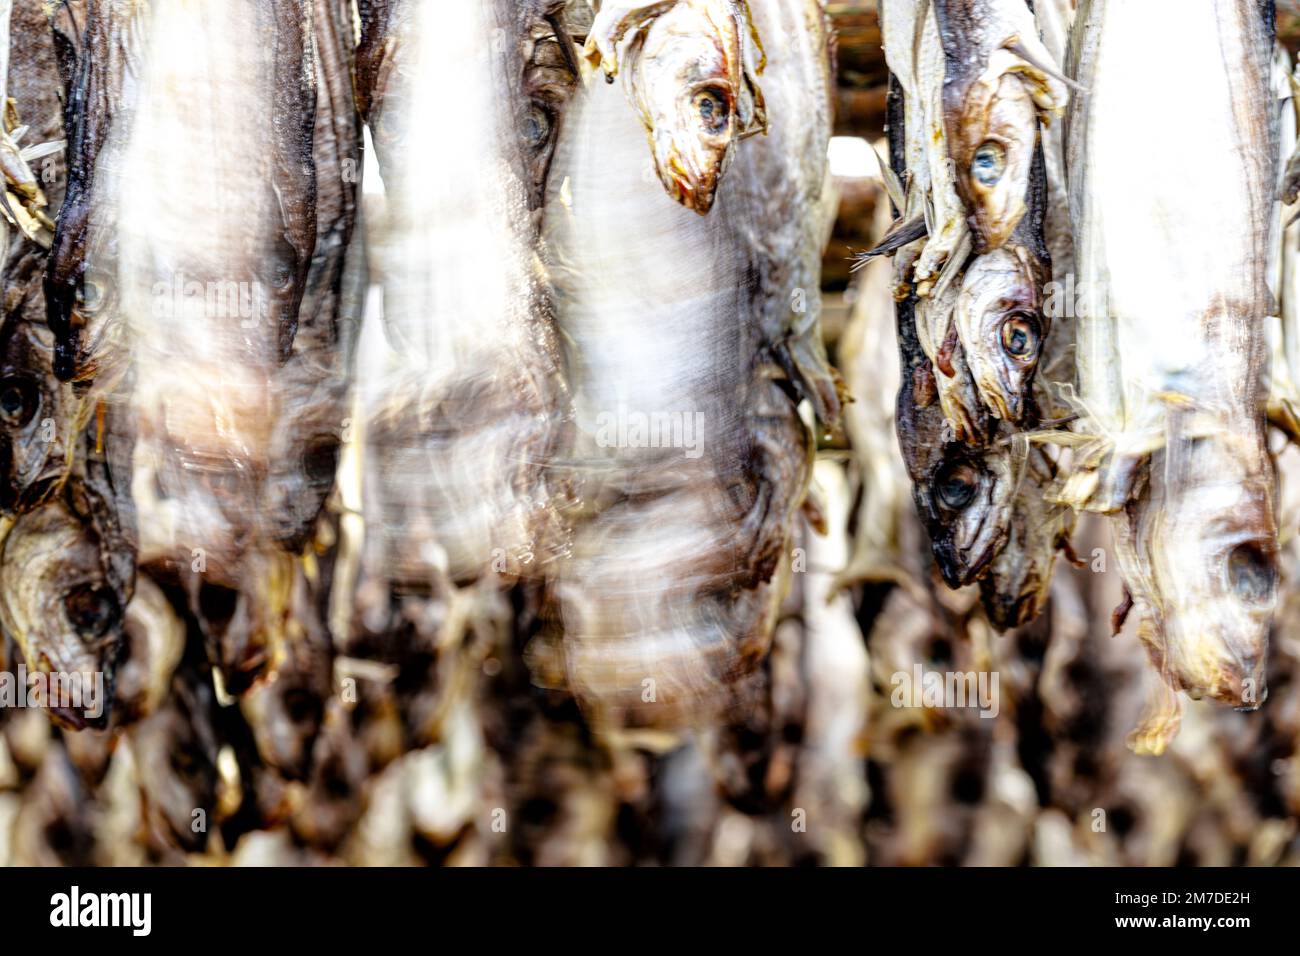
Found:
<box><xmin>4</xmin><ymin>0</ymin><xmax>1300</xmax><ymax>870</ymax></box>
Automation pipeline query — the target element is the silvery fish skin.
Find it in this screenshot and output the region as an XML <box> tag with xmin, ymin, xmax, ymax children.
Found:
<box><xmin>544</xmin><ymin>0</ymin><xmax>823</xmax><ymax>727</ymax></box>
<box><xmin>932</xmin><ymin>0</ymin><xmax>1070</xmax><ymax>253</ymax></box>
<box><xmin>715</xmin><ymin>0</ymin><xmax>841</xmax><ymax>425</ymax></box>
<box><xmin>46</xmin><ymin>0</ymin><xmax>315</xmax><ymax>382</ymax></box>
<box><xmin>585</xmin><ymin>0</ymin><xmax>767</xmax><ymax>216</ymax></box>
<box><xmin>1066</xmin><ymin>0</ymin><xmax>1278</xmax><ymax>753</ymax></box>
<box><xmin>1032</xmin><ymin>0</ymin><xmax>1076</xmax><ymax>277</ymax></box>
<box><xmin>355</xmin><ymin>0</ymin><xmax>571</xmax><ymax>606</ymax></box>
<box><xmin>520</xmin><ymin>2</ymin><xmax>581</xmax><ymax>213</ymax></box>
<box><xmin>0</xmin><ymin>405</ymin><xmax>135</xmax><ymax>731</ymax></box>
<box><xmin>77</xmin><ymin>0</ymin><xmax>317</xmax><ymax>691</ymax></box>
<box><xmin>1</xmin><ymin>0</ymin><xmax>81</xmax><ymax>514</ymax></box>
<box><xmin>1274</xmin><ymin>44</ymin><xmax>1300</xmax><ymax>438</ymax></box>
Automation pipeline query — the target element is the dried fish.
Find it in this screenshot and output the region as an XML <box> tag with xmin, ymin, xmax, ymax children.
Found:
<box><xmin>544</xmin><ymin>0</ymin><xmax>828</xmax><ymax>727</ymax></box>
<box><xmin>1065</xmin><ymin>0</ymin><xmax>1279</xmax><ymax>753</ymax></box>
<box><xmin>932</xmin><ymin>0</ymin><xmax>1070</xmax><ymax>253</ymax></box>
<box><xmin>954</xmin><ymin>241</ymin><xmax>1046</xmax><ymax>426</ymax></box>
<box><xmin>0</xmin><ymin>401</ymin><xmax>133</xmax><ymax>731</ymax></box>
<box><xmin>584</xmin><ymin>0</ymin><xmax>767</xmax><ymax>215</ymax></box>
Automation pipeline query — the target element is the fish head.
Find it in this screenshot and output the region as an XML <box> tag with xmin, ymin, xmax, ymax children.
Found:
<box><xmin>1145</xmin><ymin>461</ymin><xmax>1276</xmax><ymax>709</ymax></box>
<box><xmin>0</xmin><ymin>321</ymin><xmax>79</xmax><ymax>512</ymax></box>
<box><xmin>44</xmin><ymin>248</ymin><xmax>122</xmax><ymax>383</ymax></box>
<box><xmin>949</xmin><ymin>71</ymin><xmax>1037</xmax><ymax>252</ymax></box>
<box><xmin>0</xmin><ymin>498</ymin><xmax>127</xmax><ymax>730</ymax></box>
<box><xmin>918</xmin><ymin>444</ymin><xmax>1015</xmax><ymax>589</ymax></box>
<box><xmin>265</xmin><ymin>370</ymin><xmax>343</xmax><ymax>552</ymax></box>
<box><xmin>630</xmin><ymin>0</ymin><xmax>766</xmax><ymax>214</ymax></box>
<box><xmin>520</xmin><ymin>21</ymin><xmax>579</xmax><ymax>208</ymax></box>
<box><xmin>134</xmin><ymin>673</ymin><xmax>220</xmax><ymax>853</ymax></box>
<box><xmin>112</xmin><ymin>575</ymin><xmax>185</xmax><ymax>726</ymax></box>
<box><xmin>241</xmin><ymin>575</ymin><xmax>332</xmax><ymax>781</ymax></box>
<box><xmin>957</xmin><ymin>247</ymin><xmax>1046</xmax><ymax>423</ymax></box>
<box><xmin>290</xmin><ymin>700</ymin><xmax>369</xmax><ymax>850</ymax></box>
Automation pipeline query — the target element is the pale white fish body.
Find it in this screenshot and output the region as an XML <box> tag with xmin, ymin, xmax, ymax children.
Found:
<box><xmin>796</xmin><ymin>459</ymin><xmax>870</xmax><ymax>863</ymax></box>
<box><xmin>552</xmin><ymin>79</ymin><xmax>743</xmax><ymax>447</ymax></box>
<box><xmin>360</xmin><ymin>0</ymin><xmax>555</xmax><ymax>585</ymax></box>
<box><xmin>547</xmin><ymin>76</ymin><xmax>748</xmax><ymax>724</ymax></box>
<box><xmin>1068</xmin><ymin>0</ymin><xmax>1277</xmax><ymax>753</ymax></box>
<box><xmin>1069</xmin><ymin>0</ymin><xmax>1273</xmax><ymax>463</ymax></box>
<box><xmin>114</xmin><ymin>0</ymin><xmax>287</xmax><ymax>582</ymax></box>
<box><xmin>548</xmin><ymin>14</ymin><xmax>821</xmax><ymax>726</ymax></box>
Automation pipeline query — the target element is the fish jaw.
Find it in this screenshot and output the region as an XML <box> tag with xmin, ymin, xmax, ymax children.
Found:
<box><xmin>1140</xmin><ymin>467</ymin><xmax>1277</xmax><ymax>710</ymax></box>
<box><xmin>651</xmin><ymin>124</ymin><xmax>734</xmax><ymax>215</ymax></box>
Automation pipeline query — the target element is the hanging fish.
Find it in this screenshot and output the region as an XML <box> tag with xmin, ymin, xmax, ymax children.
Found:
<box><xmin>583</xmin><ymin>0</ymin><xmax>767</xmax><ymax>214</ymax></box>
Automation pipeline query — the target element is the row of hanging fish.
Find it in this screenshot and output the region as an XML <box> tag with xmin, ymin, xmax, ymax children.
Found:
<box><xmin>0</xmin><ymin>0</ymin><xmax>851</xmax><ymax>856</ymax></box>
<box><xmin>872</xmin><ymin>0</ymin><xmax>1074</xmax><ymax>633</ymax></box>
<box><xmin>872</xmin><ymin>0</ymin><xmax>1290</xmax><ymax>755</ymax></box>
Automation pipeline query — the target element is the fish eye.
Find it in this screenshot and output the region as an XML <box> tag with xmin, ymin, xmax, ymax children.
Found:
<box><xmin>1000</xmin><ymin>312</ymin><xmax>1041</xmax><ymax>362</ymax></box>
<box><xmin>695</xmin><ymin>86</ymin><xmax>730</xmax><ymax>136</ymax></box>
<box><xmin>80</xmin><ymin>276</ymin><xmax>106</xmax><ymax>313</ymax></box>
<box><xmin>63</xmin><ymin>583</ymin><xmax>121</xmax><ymax>641</ymax></box>
<box><xmin>972</xmin><ymin>141</ymin><xmax>1006</xmax><ymax>187</ymax></box>
<box><xmin>303</xmin><ymin>438</ymin><xmax>340</xmax><ymax>485</ymax></box>
<box><xmin>1228</xmin><ymin>543</ymin><xmax>1275</xmax><ymax>606</ymax></box>
<box><xmin>271</xmin><ymin>238</ymin><xmax>298</xmax><ymax>290</ymax></box>
<box><xmin>524</xmin><ymin>104</ymin><xmax>552</xmax><ymax>151</ymax></box>
<box><xmin>935</xmin><ymin>460</ymin><xmax>979</xmax><ymax>510</ymax></box>
<box><xmin>0</xmin><ymin>376</ymin><xmax>39</xmax><ymax>428</ymax></box>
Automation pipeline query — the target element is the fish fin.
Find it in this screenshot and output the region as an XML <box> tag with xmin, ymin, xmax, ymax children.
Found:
<box><xmin>872</xmin><ymin>142</ymin><xmax>907</xmax><ymax>212</ymax></box>
<box><xmin>1126</xmin><ymin>675</ymin><xmax>1184</xmax><ymax>756</ymax></box>
<box><xmin>851</xmin><ymin>213</ymin><xmax>928</xmax><ymax>268</ymax></box>
<box><xmin>582</xmin><ymin>1</ymin><xmax>680</xmax><ymax>79</ymax></box>
<box><xmin>1006</xmin><ymin>39</ymin><xmax>1085</xmax><ymax>95</ymax></box>
<box><xmin>930</xmin><ymin>229</ymin><xmax>971</xmax><ymax>302</ymax></box>
<box><xmin>1110</xmin><ymin>587</ymin><xmax>1133</xmax><ymax>635</ymax></box>
<box><xmin>934</xmin><ymin>322</ymin><xmax>960</xmax><ymax>380</ymax></box>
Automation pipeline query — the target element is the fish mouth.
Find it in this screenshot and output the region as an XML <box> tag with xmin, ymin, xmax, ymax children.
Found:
<box><xmin>935</xmin><ymin>535</ymin><xmax>998</xmax><ymax>590</ymax></box>
<box><xmin>984</xmin><ymin>587</ymin><xmax>1041</xmax><ymax>632</ymax></box>
<box><xmin>656</xmin><ymin>146</ymin><xmax>718</xmax><ymax>215</ymax></box>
